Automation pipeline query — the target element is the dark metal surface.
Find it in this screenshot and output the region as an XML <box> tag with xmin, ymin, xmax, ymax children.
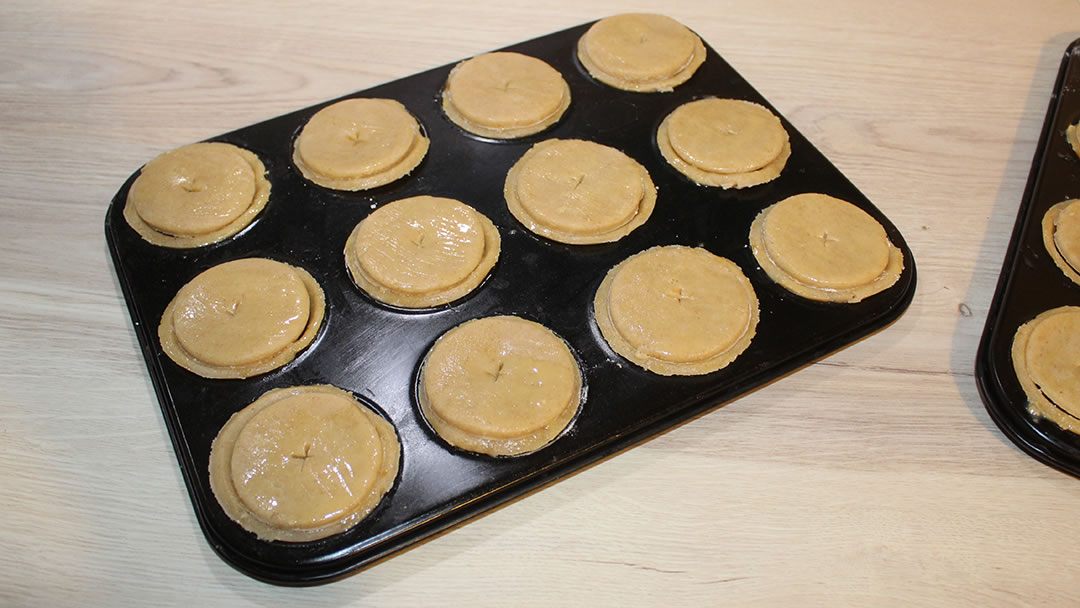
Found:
<box><xmin>976</xmin><ymin>39</ymin><xmax>1080</xmax><ymax>479</ymax></box>
<box><xmin>105</xmin><ymin>20</ymin><xmax>916</xmax><ymax>584</ymax></box>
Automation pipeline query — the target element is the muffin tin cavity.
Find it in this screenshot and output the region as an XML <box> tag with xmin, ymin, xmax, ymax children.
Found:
<box><xmin>106</xmin><ymin>17</ymin><xmax>915</xmax><ymax>584</ymax></box>
<box><xmin>977</xmin><ymin>38</ymin><xmax>1080</xmax><ymax>478</ymax></box>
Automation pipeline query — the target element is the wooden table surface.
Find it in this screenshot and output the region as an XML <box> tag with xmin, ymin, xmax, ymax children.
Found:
<box><xmin>3</xmin><ymin>0</ymin><xmax>1079</xmax><ymax>605</ymax></box>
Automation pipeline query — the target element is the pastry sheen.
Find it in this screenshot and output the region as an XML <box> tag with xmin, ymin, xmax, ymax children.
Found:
<box><xmin>1012</xmin><ymin>306</ymin><xmax>1080</xmax><ymax>434</ymax></box>
<box><xmin>594</xmin><ymin>245</ymin><xmax>758</xmax><ymax>375</ymax></box>
<box><xmin>124</xmin><ymin>142</ymin><xmax>269</xmax><ymax>248</ymax></box>
<box><xmin>577</xmin><ymin>13</ymin><xmax>705</xmax><ymax>92</ymax></box>
<box><xmin>1042</xmin><ymin>199</ymin><xmax>1080</xmax><ymax>285</ymax></box>
<box><xmin>158</xmin><ymin>258</ymin><xmax>324</xmax><ymax>378</ymax></box>
<box><xmin>418</xmin><ymin>315</ymin><xmax>582</xmax><ymax>456</ymax></box>
<box><xmin>209</xmin><ymin>385</ymin><xmax>400</xmax><ymax>542</ymax></box>
<box><xmin>657</xmin><ymin>98</ymin><xmax>790</xmax><ymax>188</ymax></box>
<box><xmin>344</xmin><ymin>195</ymin><xmax>500</xmax><ymax>308</ymax></box>
<box><xmin>504</xmin><ymin>139</ymin><xmax>656</xmax><ymax>244</ymax></box>
<box><xmin>293</xmin><ymin>98</ymin><xmax>428</xmax><ymax>191</ymax></box>
<box><xmin>442</xmin><ymin>51</ymin><xmax>570</xmax><ymax>139</ymax></box>
<box><xmin>750</xmin><ymin>193</ymin><xmax>903</xmax><ymax>303</ymax></box>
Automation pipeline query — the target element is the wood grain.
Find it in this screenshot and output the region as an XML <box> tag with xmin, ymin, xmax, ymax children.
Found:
<box><xmin>2</xmin><ymin>0</ymin><xmax>1079</xmax><ymax>605</ymax></box>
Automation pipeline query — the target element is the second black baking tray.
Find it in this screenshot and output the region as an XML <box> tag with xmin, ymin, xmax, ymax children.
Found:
<box><xmin>106</xmin><ymin>18</ymin><xmax>917</xmax><ymax>584</ymax></box>
<box><xmin>976</xmin><ymin>38</ymin><xmax>1080</xmax><ymax>478</ymax></box>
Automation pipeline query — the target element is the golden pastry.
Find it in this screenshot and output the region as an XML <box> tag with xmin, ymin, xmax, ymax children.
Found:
<box><xmin>158</xmin><ymin>258</ymin><xmax>324</xmax><ymax>379</ymax></box>
<box><xmin>1012</xmin><ymin>306</ymin><xmax>1080</xmax><ymax>434</ymax></box>
<box><xmin>1068</xmin><ymin>123</ymin><xmax>1080</xmax><ymax>158</ymax></box>
<box><xmin>1042</xmin><ymin>199</ymin><xmax>1080</xmax><ymax>286</ymax></box>
<box><xmin>657</xmin><ymin>97</ymin><xmax>790</xmax><ymax>188</ymax></box>
<box><xmin>418</xmin><ymin>315</ymin><xmax>582</xmax><ymax>457</ymax></box>
<box><xmin>504</xmin><ymin>139</ymin><xmax>656</xmax><ymax>244</ymax></box>
<box><xmin>442</xmin><ymin>52</ymin><xmax>571</xmax><ymax>139</ymax></box>
<box><xmin>293</xmin><ymin>98</ymin><xmax>429</xmax><ymax>191</ymax></box>
<box><xmin>344</xmin><ymin>195</ymin><xmax>500</xmax><ymax>308</ymax></box>
<box><xmin>124</xmin><ymin>142</ymin><xmax>270</xmax><ymax>248</ymax></box>
<box><xmin>209</xmin><ymin>385</ymin><xmax>400</xmax><ymax>542</ymax></box>
<box><xmin>577</xmin><ymin>13</ymin><xmax>706</xmax><ymax>92</ymax></box>
<box><xmin>594</xmin><ymin>245</ymin><xmax>758</xmax><ymax>376</ymax></box>
<box><xmin>750</xmin><ymin>193</ymin><xmax>903</xmax><ymax>303</ymax></box>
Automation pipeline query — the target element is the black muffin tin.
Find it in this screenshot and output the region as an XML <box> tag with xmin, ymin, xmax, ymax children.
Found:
<box><xmin>105</xmin><ymin>20</ymin><xmax>916</xmax><ymax>584</ymax></box>
<box><xmin>977</xmin><ymin>39</ymin><xmax>1080</xmax><ymax>478</ymax></box>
